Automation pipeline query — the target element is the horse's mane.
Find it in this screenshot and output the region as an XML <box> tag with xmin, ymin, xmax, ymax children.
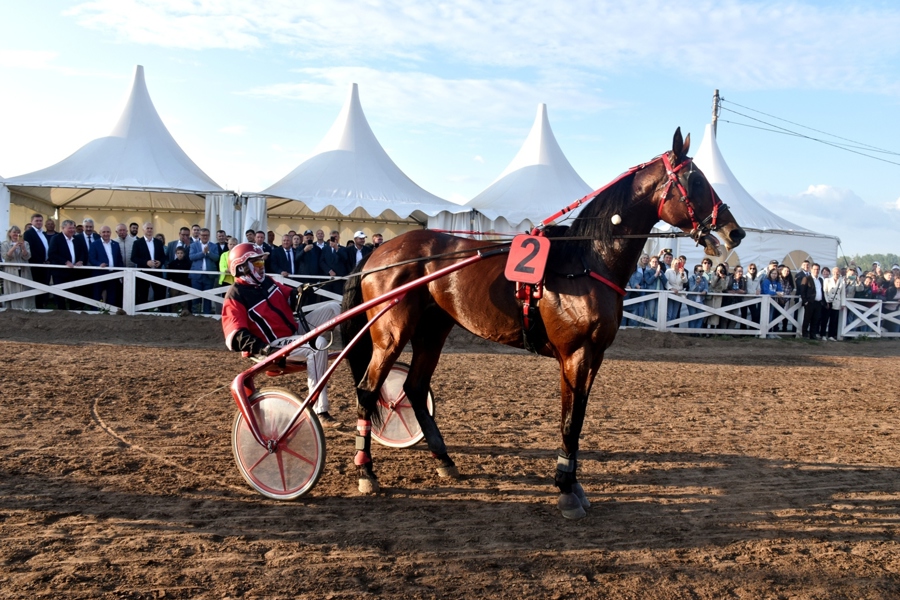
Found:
<box><xmin>565</xmin><ymin>172</ymin><xmax>637</xmax><ymax>244</ymax></box>
<box><xmin>544</xmin><ymin>172</ymin><xmax>638</xmax><ymax>268</ymax></box>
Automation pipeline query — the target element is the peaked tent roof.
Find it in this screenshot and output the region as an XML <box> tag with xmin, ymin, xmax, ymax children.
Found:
<box><xmin>693</xmin><ymin>123</ymin><xmax>834</xmax><ymax>237</ymax></box>
<box><xmin>467</xmin><ymin>103</ymin><xmax>592</xmax><ymax>228</ymax></box>
<box><xmin>4</xmin><ymin>65</ymin><xmax>224</xmax><ymax>212</ymax></box>
<box><xmin>261</xmin><ymin>83</ymin><xmax>467</xmax><ymax>223</ymax></box>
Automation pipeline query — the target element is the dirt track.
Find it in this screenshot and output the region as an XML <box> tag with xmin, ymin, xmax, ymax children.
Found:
<box><xmin>1</xmin><ymin>311</ymin><xmax>900</xmax><ymax>599</ymax></box>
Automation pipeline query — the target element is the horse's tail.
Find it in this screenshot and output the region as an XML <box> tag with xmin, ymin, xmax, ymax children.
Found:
<box><xmin>340</xmin><ymin>254</ymin><xmax>375</xmax><ymax>405</ymax></box>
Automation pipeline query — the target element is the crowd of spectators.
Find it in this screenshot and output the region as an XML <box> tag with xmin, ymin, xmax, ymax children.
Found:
<box><xmin>0</xmin><ymin>213</ymin><xmax>388</xmax><ymax>314</ymax></box>
<box><xmin>624</xmin><ymin>249</ymin><xmax>900</xmax><ymax>338</ymax></box>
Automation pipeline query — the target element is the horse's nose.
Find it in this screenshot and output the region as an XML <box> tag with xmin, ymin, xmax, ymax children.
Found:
<box><xmin>729</xmin><ymin>227</ymin><xmax>746</xmax><ymax>242</ymax></box>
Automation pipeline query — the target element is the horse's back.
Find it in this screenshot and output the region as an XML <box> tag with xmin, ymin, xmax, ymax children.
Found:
<box><xmin>361</xmin><ymin>230</ymin><xmax>523</xmax><ymax>346</ymax></box>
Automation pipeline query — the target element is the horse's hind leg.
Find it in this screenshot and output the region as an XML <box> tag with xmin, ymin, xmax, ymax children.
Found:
<box><xmin>407</xmin><ymin>308</ymin><xmax>458</xmax><ymax>478</ymax></box>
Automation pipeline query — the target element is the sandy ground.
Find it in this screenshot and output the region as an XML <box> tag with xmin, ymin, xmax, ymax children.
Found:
<box><xmin>1</xmin><ymin>310</ymin><xmax>900</xmax><ymax>599</ymax></box>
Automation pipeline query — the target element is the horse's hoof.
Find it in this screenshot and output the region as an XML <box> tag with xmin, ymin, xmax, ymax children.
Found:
<box><xmin>436</xmin><ymin>465</ymin><xmax>460</xmax><ymax>479</ymax></box>
<box><xmin>558</xmin><ymin>493</ymin><xmax>587</xmax><ymax>520</ymax></box>
<box><xmin>572</xmin><ymin>482</ymin><xmax>591</xmax><ymax>509</ymax></box>
<box><xmin>358</xmin><ymin>475</ymin><xmax>380</xmax><ymax>494</ymax></box>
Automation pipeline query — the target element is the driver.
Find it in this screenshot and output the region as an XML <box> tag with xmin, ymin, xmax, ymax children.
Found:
<box><xmin>221</xmin><ymin>242</ymin><xmax>342</xmax><ymax>428</ymax></box>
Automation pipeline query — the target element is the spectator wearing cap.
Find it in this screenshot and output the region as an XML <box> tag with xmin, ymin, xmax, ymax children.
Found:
<box><xmin>351</xmin><ymin>230</ymin><xmax>372</xmax><ymax>268</ymax></box>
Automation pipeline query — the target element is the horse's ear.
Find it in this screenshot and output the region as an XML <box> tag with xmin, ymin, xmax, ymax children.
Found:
<box><xmin>672</xmin><ymin>127</ymin><xmax>690</xmax><ymax>158</ymax></box>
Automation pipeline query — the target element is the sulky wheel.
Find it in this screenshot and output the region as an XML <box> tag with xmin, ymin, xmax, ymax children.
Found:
<box><xmin>371</xmin><ymin>362</ymin><xmax>435</xmax><ymax>449</ymax></box>
<box><xmin>232</xmin><ymin>388</ymin><xmax>326</xmax><ymax>500</ymax></box>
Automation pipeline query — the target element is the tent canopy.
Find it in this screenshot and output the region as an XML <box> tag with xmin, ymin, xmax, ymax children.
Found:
<box><xmin>3</xmin><ymin>65</ymin><xmax>225</xmax><ymax>214</ymax></box>
<box><xmin>694</xmin><ymin>124</ymin><xmax>833</xmax><ymax>237</ymax></box>
<box><xmin>467</xmin><ymin>103</ymin><xmax>592</xmax><ymax>233</ymax></box>
<box><xmin>259</xmin><ymin>83</ymin><xmax>468</xmax><ymax>225</ymax></box>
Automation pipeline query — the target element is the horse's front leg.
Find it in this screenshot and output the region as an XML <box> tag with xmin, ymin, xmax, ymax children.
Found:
<box><xmin>555</xmin><ymin>348</ymin><xmax>603</xmax><ymax>519</ymax></box>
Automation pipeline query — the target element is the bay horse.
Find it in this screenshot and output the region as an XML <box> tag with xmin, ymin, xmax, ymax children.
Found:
<box><xmin>341</xmin><ymin>129</ymin><xmax>744</xmax><ymax>519</ymax></box>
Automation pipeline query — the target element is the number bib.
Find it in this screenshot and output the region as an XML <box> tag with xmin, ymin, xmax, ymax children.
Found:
<box><xmin>504</xmin><ymin>235</ymin><xmax>550</xmax><ymax>285</ymax></box>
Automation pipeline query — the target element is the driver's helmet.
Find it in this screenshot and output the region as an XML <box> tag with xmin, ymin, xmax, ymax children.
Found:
<box><xmin>229</xmin><ymin>242</ymin><xmax>269</xmax><ymax>282</ymax></box>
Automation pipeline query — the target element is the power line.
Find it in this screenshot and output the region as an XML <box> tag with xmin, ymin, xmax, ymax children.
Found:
<box><xmin>718</xmin><ymin>98</ymin><xmax>900</xmax><ymax>167</ymax></box>
<box><xmin>721</xmin><ymin>98</ymin><xmax>897</xmax><ymax>154</ymax></box>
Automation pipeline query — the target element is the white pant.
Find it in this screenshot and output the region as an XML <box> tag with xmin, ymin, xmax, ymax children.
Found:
<box><xmin>271</xmin><ymin>301</ymin><xmax>341</xmax><ymax>414</ymax></box>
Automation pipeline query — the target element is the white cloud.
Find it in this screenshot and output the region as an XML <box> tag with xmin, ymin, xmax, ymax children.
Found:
<box><xmin>757</xmin><ymin>185</ymin><xmax>900</xmax><ymax>255</ymax></box>
<box><xmin>242</xmin><ymin>67</ymin><xmax>608</xmax><ymax>130</ymax></box>
<box><xmin>65</xmin><ymin>1</ymin><xmax>900</xmax><ymax>93</ymax></box>
<box><xmin>473</xmin><ymin>155</ymin><xmax>484</xmax><ymax>163</ymax></box>
<box><xmin>0</xmin><ymin>50</ymin><xmax>59</xmax><ymax>70</ymax></box>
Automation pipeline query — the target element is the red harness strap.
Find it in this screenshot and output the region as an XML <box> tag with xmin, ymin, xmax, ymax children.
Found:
<box><xmin>588</xmin><ymin>271</ymin><xmax>626</xmax><ymax>297</ymax></box>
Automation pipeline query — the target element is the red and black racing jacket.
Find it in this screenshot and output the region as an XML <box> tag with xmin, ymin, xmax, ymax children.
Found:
<box><xmin>221</xmin><ymin>276</ymin><xmax>298</xmax><ymax>355</ymax></box>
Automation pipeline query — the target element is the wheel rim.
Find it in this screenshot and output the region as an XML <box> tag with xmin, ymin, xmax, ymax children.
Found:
<box><xmin>371</xmin><ymin>364</ymin><xmax>433</xmax><ymax>448</ymax></box>
<box><xmin>233</xmin><ymin>390</ymin><xmax>324</xmax><ymax>499</ymax></box>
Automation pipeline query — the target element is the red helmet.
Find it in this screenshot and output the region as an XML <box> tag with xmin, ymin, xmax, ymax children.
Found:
<box><xmin>229</xmin><ymin>242</ymin><xmax>269</xmax><ymax>276</ymax></box>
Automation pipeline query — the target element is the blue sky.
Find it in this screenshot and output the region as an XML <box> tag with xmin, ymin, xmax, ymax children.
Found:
<box><xmin>2</xmin><ymin>0</ymin><xmax>900</xmax><ymax>255</ymax></box>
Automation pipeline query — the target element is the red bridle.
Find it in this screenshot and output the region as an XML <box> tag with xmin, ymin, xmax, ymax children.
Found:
<box><xmin>658</xmin><ymin>152</ymin><xmax>725</xmax><ymax>241</ymax></box>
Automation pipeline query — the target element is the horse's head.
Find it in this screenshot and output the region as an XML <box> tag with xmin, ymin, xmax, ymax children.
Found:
<box><xmin>652</xmin><ymin>128</ymin><xmax>745</xmax><ymax>257</ymax></box>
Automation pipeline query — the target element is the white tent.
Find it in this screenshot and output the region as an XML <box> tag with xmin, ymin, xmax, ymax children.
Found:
<box><xmin>0</xmin><ymin>65</ymin><xmax>236</xmax><ymax>240</ymax></box>
<box><xmin>467</xmin><ymin>103</ymin><xmax>593</xmax><ymax>235</ymax></box>
<box><xmin>644</xmin><ymin>124</ymin><xmax>840</xmax><ymax>270</ymax></box>
<box><xmin>255</xmin><ymin>83</ymin><xmax>470</xmax><ymax>239</ymax></box>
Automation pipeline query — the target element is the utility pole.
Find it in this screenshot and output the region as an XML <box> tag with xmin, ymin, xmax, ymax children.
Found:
<box><xmin>711</xmin><ymin>89</ymin><xmax>720</xmax><ymax>136</ymax></box>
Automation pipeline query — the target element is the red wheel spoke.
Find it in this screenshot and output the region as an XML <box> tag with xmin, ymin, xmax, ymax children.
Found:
<box><xmin>281</xmin><ymin>445</ymin><xmax>317</xmax><ymax>466</ymax></box>
<box><xmin>246</xmin><ymin>447</ymin><xmax>270</xmax><ymax>473</ymax></box>
<box><xmin>275</xmin><ymin>449</ymin><xmax>287</xmax><ymax>492</ymax></box>
<box><xmin>392</xmin><ymin>408</ymin><xmax>414</xmax><ymax>437</ymax></box>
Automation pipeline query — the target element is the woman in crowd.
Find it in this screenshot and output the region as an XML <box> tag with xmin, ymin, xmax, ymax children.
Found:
<box><xmin>884</xmin><ymin>276</ymin><xmax>900</xmax><ymax>333</ymax></box>
<box><xmin>845</xmin><ymin>269</ymin><xmax>862</xmax><ymax>299</ymax></box>
<box><xmin>760</xmin><ymin>266</ymin><xmax>784</xmax><ymax>337</ymax></box>
<box><xmin>1</xmin><ymin>225</ymin><xmax>35</xmax><ymax>310</ymax></box>
<box><xmin>745</xmin><ymin>263</ymin><xmax>762</xmax><ymax>326</ymax></box>
<box><xmin>642</xmin><ymin>255</ymin><xmax>665</xmax><ymax>323</ymax></box>
<box><xmin>665</xmin><ymin>255</ymin><xmax>688</xmax><ymax>325</ymax></box>
<box><xmin>219</xmin><ymin>237</ymin><xmax>239</xmax><ymax>286</ymax></box>
<box><xmin>725</xmin><ymin>265</ymin><xmax>748</xmax><ymax>329</ymax></box>
<box><xmin>624</xmin><ymin>254</ymin><xmax>649</xmax><ymax>326</ymax></box>
<box><xmin>686</xmin><ymin>264</ymin><xmax>708</xmax><ymax>331</ymax></box>
<box><xmin>705</xmin><ymin>262</ymin><xmax>729</xmax><ymax>332</ymax></box>
<box><xmin>778</xmin><ymin>264</ymin><xmax>796</xmax><ymax>332</ymax></box>
<box><xmin>821</xmin><ymin>264</ymin><xmax>846</xmax><ymax>341</ymax></box>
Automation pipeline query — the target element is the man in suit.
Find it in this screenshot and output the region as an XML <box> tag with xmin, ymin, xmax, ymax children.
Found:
<box><xmin>189</xmin><ymin>227</ymin><xmax>220</xmax><ymax>314</ymax></box>
<box><xmin>319</xmin><ymin>233</ymin><xmax>350</xmax><ymax>295</ymax></box>
<box><xmin>131</xmin><ymin>222</ymin><xmax>167</xmax><ymax>309</ymax></box>
<box><xmin>81</xmin><ymin>218</ymin><xmax>99</xmax><ymax>247</ymax></box>
<box><xmin>23</xmin><ymin>213</ymin><xmax>51</xmax><ymax>308</ymax></box>
<box><xmin>215</xmin><ymin>229</ymin><xmax>229</xmax><ymax>255</ymax></box>
<box><xmin>269</xmin><ymin>234</ymin><xmax>299</xmax><ymax>278</ymax></box>
<box><xmin>48</xmin><ymin>218</ymin><xmax>90</xmax><ymax>309</ymax></box>
<box><xmin>253</xmin><ymin>231</ymin><xmax>273</xmax><ymax>269</ymax></box>
<box><xmin>88</xmin><ymin>225</ymin><xmax>125</xmax><ymax>306</ymax></box>
<box><xmin>166</xmin><ymin>227</ymin><xmax>192</xmax><ymax>263</ymax></box>
<box><xmin>799</xmin><ymin>262</ymin><xmax>824</xmax><ymax>340</ymax></box>
<box><xmin>795</xmin><ymin>259</ymin><xmax>811</xmax><ymax>287</ymax></box>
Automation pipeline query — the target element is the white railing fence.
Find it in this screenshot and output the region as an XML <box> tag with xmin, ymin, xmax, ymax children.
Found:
<box><xmin>1</xmin><ymin>268</ymin><xmax>898</xmax><ymax>338</ymax></box>
<box><xmin>623</xmin><ymin>290</ymin><xmax>897</xmax><ymax>339</ymax></box>
<box><xmin>0</xmin><ymin>264</ymin><xmax>341</xmax><ymax>317</ymax></box>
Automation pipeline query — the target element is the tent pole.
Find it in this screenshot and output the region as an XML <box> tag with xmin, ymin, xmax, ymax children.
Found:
<box><xmin>712</xmin><ymin>89</ymin><xmax>720</xmax><ymax>136</ymax></box>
